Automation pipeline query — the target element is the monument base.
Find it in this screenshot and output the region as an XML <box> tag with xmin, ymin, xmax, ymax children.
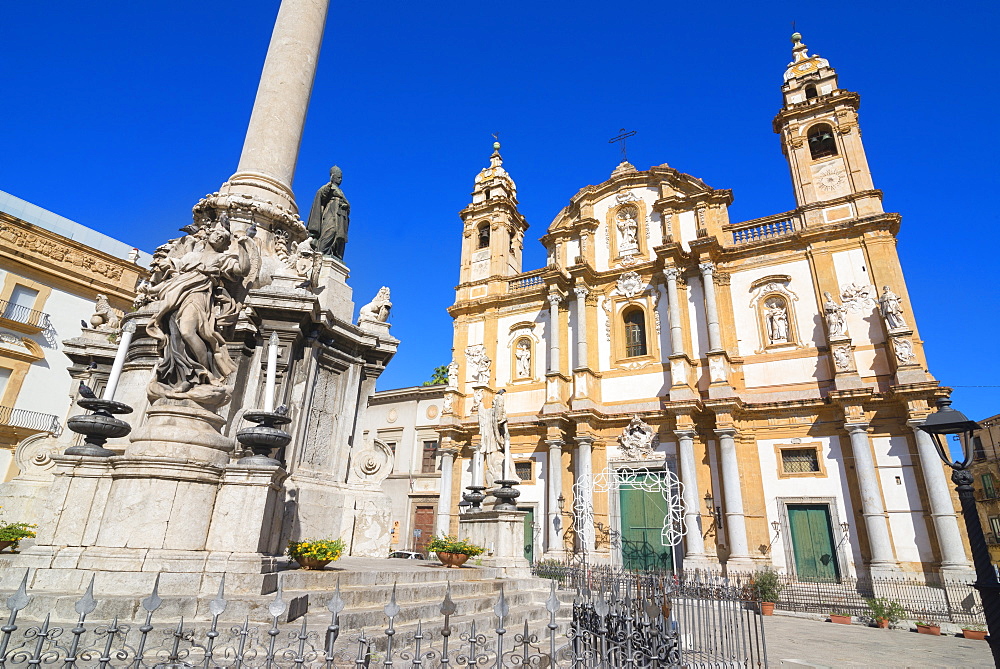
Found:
<box><xmin>459</xmin><ymin>510</ymin><xmax>530</xmax><ymax>578</ymax></box>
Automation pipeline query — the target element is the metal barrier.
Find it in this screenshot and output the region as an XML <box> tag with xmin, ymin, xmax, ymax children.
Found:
<box><xmin>0</xmin><ymin>405</ymin><xmax>60</xmax><ymax>435</ymax></box>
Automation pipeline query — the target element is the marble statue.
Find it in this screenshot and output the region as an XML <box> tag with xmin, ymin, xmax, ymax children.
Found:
<box><xmin>90</xmin><ymin>294</ymin><xmax>121</xmax><ymax>331</ymax></box>
<box><xmin>619</xmin><ymin>415</ymin><xmax>657</xmax><ymax>460</ymax></box>
<box><xmin>442</xmin><ymin>393</ymin><xmax>454</xmax><ymax>414</ymax></box>
<box><xmin>879</xmin><ymin>286</ymin><xmax>907</xmax><ymax>330</ymax></box>
<box><xmin>145</xmin><ymin>219</ymin><xmax>255</xmax><ymax>405</ymax></box>
<box><xmin>764</xmin><ymin>297</ymin><xmax>788</xmax><ymax>344</ymax></box>
<box><xmin>823</xmin><ymin>292</ymin><xmax>848</xmax><ymax>337</ymax></box>
<box><xmin>446</xmin><ymin>360</ymin><xmax>459</xmax><ymax>388</ymax></box>
<box><xmin>306</xmin><ymin>166</ymin><xmax>351</xmax><ymax>260</ymax></box>
<box><xmin>478</xmin><ymin>390</ymin><xmax>507</xmax><ymax>487</ymax></box>
<box><xmin>617</xmin><ymin>209</ymin><xmax>639</xmax><ymax>251</ymax></box>
<box><xmin>515</xmin><ymin>339</ymin><xmax>531</xmax><ymax>378</ymax></box>
<box><xmin>358</xmin><ymin>286</ymin><xmax>392</xmax><ymax>323</ymax></box>
<box><xmin>465</xmin><ymin>344</ymin><xmax>491</xmax><ymax>384</ymax></box>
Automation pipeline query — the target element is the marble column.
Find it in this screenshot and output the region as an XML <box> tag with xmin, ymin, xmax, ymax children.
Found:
<box><xmin>699</xmin><ymin>262</ymin><xmax>723</xmax><ymax>352</ymax></box>
<box><xmin>575</xmin><ymin>436</ymin><xmax>595</xmax><ymax>552</ymax></box>
<box><xmin>844</xmin><ymin>423</ymin><xmax>898</xmax><ymax>572</ymax></box>
<box><xmin>663</xmin><ymin>267</ymin><xmax>685</xmax><ymax>356</ymax></box>
<box><xmin>436</xmin><ymin>447</ymin><xmax>457</xmax><ymax>535</ymax></box>
<box><xmin>229</xmin><ymin>0</ymin><xmax>331</xmax><ymax>211</ymax></box>
<box><xmin>716</xmin><ymin>428</ymin><xmax>751</xmax><ymax>563</ymax></box>
<box><xmin>675</xmin><ymin>429</ymin><xmax>706</xmax><ymax>561</ymax></box>
<box><xmin>908</xmin><ymin>420</ymin><xmax>974</xmax><ymax>574</ymax></box>
<box><xmin>546</xmin><ymin>439</ymin><xmax>564</xmax><ymax>553</ymax></box>
<box><xmin>547</xmin><ymin>292</ymin><xmax>561</xmax><ymax>374</ymax></box>
<box><xmin>573</xmin><ymin>286</ymin><xmax>589</xmax><ymax>369</ymax></box>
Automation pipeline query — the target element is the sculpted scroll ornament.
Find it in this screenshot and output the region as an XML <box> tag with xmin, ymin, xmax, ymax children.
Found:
<box><xmin>709</xmin><ymin>357</ymin><xmax>727</xmax><ymax>383</ymax></box>
<box><xmin>893</xmin><ymin>337</ymin><xmax>916</xmax><ymax>364</ymax></box>
<box><xmin>615</xmin><ymin>272</ymin><xmax>644</xmax><ymax>299</ymax></box>
<box><xmin>618</xmin><ymin>415</ymin><xmax>658</xmax><ymax>460</ymax></box>
<box><xmin>840</xmin><ymin>283</ymin><xmax>875</xmax><ymax>313</ymax></box>
<box><xmin>833</xmin><ymin>345</ymin><xmax>853</xmax><ymax>371</ymax></box>
<box><xmin>464</xmin><ymin>344</ymin><xmax>491</xmax><ymax>385</ymax></box>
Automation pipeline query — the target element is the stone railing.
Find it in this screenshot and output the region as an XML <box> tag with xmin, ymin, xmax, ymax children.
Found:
<box><xmin>0</xmin><ymin>299</ymin><xmax>50</xmax><ymax>332</ymax></box>
<box><xmin>729</xmin><ymin>211</ymin><xmax>797</xmax><ymax>245</ymax></box>
<box><xmin>0</xmin><ymin>405</ymin><xmax>60</xmax><ymax>435</ymax></box>
<box><xmin>507</xmin><ymin>270</ymin><xmax>547</xmax><ymax>293</ymax></box>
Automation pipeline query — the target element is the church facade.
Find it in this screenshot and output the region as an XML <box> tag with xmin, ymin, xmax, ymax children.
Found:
<box><xmin>435</xmin><ymin>34</ymin><xmax>972</xmax><ymax>579</ymax></box>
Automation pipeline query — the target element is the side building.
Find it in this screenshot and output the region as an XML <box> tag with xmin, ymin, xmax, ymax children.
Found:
<box><xmin>434</xmin><ymin>34</ymin><xmax>973</xmax><ymax>580</ymax></box>
<box><xmin>970</xmin><ymin>413</ymin><xmax>1000</xmax><ymax>567</ymax></box>
<box><xmin>0</xmin><ymin>190</ymin><xmax>148</xmax><ymax>481</ymax></box>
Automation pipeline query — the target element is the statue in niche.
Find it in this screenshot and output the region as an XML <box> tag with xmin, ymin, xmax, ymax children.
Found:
<box><xmin>619</xmin><ymin>415</ymin><xmax>657</xmax><ymax>460</ymax></box>
<box><xmin>823</xmin><ymin>292</ymin><xmax>848</xmax><ymax>337</ymax></box>
<box><xmin>306</xmin><ymin>166</ymin><xmax>351</xmax><ymax>260</ymax></box>
<box><xmin>879</xmin><ymin>286</ymin><xmax>907</xmax><ymax>330</ymax></box>
<box><xmin>478</xmin><ymin>389</ymin><xmax>508</xmax><ymax>488</ymax></box>
<box><xmin>616</xmin><ymin>207</ymin><xmax>639</xmax><ymax>252</ymax></box>
<box><xmin>90</xmin><ymin>294</ymin><xmax>121</xmax><ymax>331</ymax></box>
<box><xmin>358</xmin><ymin>286</ymin><xmax>392</xmax><ymax>323</ymax></box>
<box><xmin>145</xmin><ymin>218</ymin><xmax>256</xmax><ymax>406</ymax></box>
<box><xmin>764</xmin><ymin>297</ymin><xmax>789</xmax><ymax>344</ymax></box>
<box><xmin>515</xmin><ymin>339</ymin><xmax>531</xmax><ymax>378</ymax></box>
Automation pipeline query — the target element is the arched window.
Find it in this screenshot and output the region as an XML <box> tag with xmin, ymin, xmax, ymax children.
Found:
<box><xmin>804</xmin><ymin>84</ymin><xmax>818</xmax><ymax>100</ymax></box>
<box><xmin>808</xmin><ymin>124</ymin><xmax>837</xmax><ymax>160</ymax></box>
<box><xmin>477</xmin><ymin>223</ymin><xmax>490</xmax><ymax>249</ymax></box>
<box><xmin>623</xmin><ymin>307</ymin><xmax>647</xmax><ymax>358</ymax></box>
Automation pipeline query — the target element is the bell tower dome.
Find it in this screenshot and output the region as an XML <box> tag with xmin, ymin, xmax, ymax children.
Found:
<box><xmin>457</xmin><ymin>141</ymin><xmax>529</xmax><ymax>296</ymax></box>
<box><xmin>773</xmin><ymin>33</ymin><xmax>883</xmax><ymax>224</ymax></box>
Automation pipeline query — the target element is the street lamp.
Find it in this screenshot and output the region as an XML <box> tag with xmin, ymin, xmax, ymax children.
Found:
<box><xmin>919</xmin><ymin>397</ymin><xmax>1000</xmax><ymax>664</ymax></box>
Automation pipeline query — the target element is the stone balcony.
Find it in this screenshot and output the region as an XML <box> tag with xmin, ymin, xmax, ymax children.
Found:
<box><xmin>0</xmin><ymin>299</ymin><xmax>50</xmax><ymax>335</ymax></box>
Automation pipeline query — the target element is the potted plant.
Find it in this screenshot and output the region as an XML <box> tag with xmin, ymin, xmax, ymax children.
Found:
<box><xmin>829</xmin><ymin>611</ymin><xmax>852</xmax><ymax>625</ymax></box>
<box><xmin>750</xmin><ymin>569</ymin><xmax>783</xmax><ymax>616</ymax></box>
<box><xmin>865</xmin><ymin>597</ymin><xmax>905</xmax><ymax>629</ymax></box>
<box><xmin>287</xmin><ymin>538</ymin><xmax>345</xmax><ymax>570</ymax></box>
<box><xmin>0</xmin><ymin>516</ymin><xmax>37</xmax><ymax>553</ymax></box>
<box><xmin>427</xmin><ymin>535</ymin><xmax>485</xmax><ymax>568</ymax></box>
<box><xmin>915</xmin><ymin>620</ymin><xmax>941</xmax><ymax>636</ymax></box>
<box><xmin>961</xmin><ymin>623</ymin><xmax>987</xmax><ymax>641</ymax></box>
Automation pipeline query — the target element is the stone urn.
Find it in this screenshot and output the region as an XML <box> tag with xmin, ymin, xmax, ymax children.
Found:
<box><xmin>437</xmin><ymin>552</ymin><xmax>470</xmax><ymax>568</ymax></box>
<box><xmin>295</xmin><ymin>556</ymin><xmax>332</xmax><ymax>570</ymax></box>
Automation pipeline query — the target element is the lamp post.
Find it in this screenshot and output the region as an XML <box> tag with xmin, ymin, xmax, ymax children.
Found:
<box><xmin>919</xmin><ymin>397</ymin><xmax>1000</xmax><ymax>664</ymax></box>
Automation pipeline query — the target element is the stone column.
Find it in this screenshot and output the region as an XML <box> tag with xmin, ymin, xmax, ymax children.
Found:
<box><xmin>575</xmin><ymin>436</ymin><xmax>595</xmax><ymax>552</ymax></box>
<box><xmin>436</xmin><ymin>447</ymin><xmax>457</xmax><ymax>535</ymax></box>
<box><xmin>228</xmin><ymin>0</ymin><xmax>331</xmax><ymax>211</ymax></box>
<box><xmin>844</xmin><ymin>423</ymin><xmax>898</xmax><ymax>573</ymax></box>
<box><xmin>663</xmin><ymin>267</ymin><xmax>685</xmax><ymax>356</ymax></box>
<box><xmin>716</xmin><ymin>428</ymin><xmax>751</xmax><ymax>564</ymax></box>
<box><xmin>908</xmin><ymin>420</ymin><xmax>974</xmax><ymax>574</ymax></box>
<box><xmin>547</xmin><ymin>292</ymin><xmax>562</xmax><ymax>374</ymax></box>
<box><xmin>573</xmin><ymin>286</ymin><xmax>589</xmax><ymax>369</ymax></box>
<box><xmin>699</xmin><ymin>262</ymin><xmax>723</xmax><ymax>352</ymax></box>
<box><xmin>546</xmin><ymin>439</ymin><xmax>564</xmax><ymax>553</ymax></box>
<box><xmin>675</xmin><ymin>429</ymin><xmax>706</xmax><ymax>562</ymax></box>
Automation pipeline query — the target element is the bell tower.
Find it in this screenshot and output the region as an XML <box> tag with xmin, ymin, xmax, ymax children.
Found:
<box><xmin>773</xmin><ymin>33</ymin><xmax>883</xmax><ymax>224</ymax></box>
<box><xmin>457</xmin><ymin>142</ymin><xmax>529</xmax><ymax>297</ymax></box>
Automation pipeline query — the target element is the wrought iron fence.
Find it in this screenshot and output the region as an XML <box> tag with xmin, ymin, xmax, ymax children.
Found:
<box><xmin>703</xmin><ymin>570</ymin><xmax>984</xmax><ymax>627</ymax></box>
<box><xmin>0</xmin><ymin>566</ymin><xmax>766</xmax><ymax>668</ymax></box>
<box><xmin>0</xmin><ymin>405</ymin><xmax>60</xmax><ymax>435</ymax></box>
<box><xmin>0</xmin><ymin>300</ymin><xmax>50</xmax><ymax>330</ymax></box>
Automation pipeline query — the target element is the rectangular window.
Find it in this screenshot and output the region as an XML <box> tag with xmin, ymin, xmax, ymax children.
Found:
<box><xmin>974</xmin><ymin>436</ymin><xmax>987</xmax><ymax>461</ymax></box>
<box><xmin>990</xmin><ymin>516</ymin><xmax>1000</xmax><ymax>540</ymax></box>
<box><xmin>781</xmin><ymin>448</ymin><xmax>820</xmax><ymax>474</ymax></box>
<box><xmin>421</xmin><ymin>440</ymin><xmax>438</xmax><ymax>474</ymax></box>
<box><xmin>384</xmin><ymin>442</ymin><xmax>396</xmax><ymax>455</ymax></box>
<box><xmin>983</xmin><ymin>474</ymin><xmax>997</xmax><ymax>500</ymax></box>
<box><xmin>515</xmin><ymin>461</ymin><xmax>532</xmax><ymax>482</ymax></box>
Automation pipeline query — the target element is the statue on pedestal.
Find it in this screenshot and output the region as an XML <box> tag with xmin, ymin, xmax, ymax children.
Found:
<box><xmin>879</xmin><ymin>286</ymin><xmax>907</xmax><ymax>330</ymax></box>
<box><xmin>358</xmin><ymin>287</ymin><xmax>392</xmax><ymax>323</ymax></box>
<box><xmin>477</xmin><ymin>390</ymin><xmax>507</xmax><ymax>488</ymax></box>
<box><xmin>306</xmin><ymin>166</ymin><xmax>351</xmax><ymax>260</ymax></box>
<box><xmin>823</xmin><ymin>291</ymin><xmax>848</xmax><ymax>338</ymax></box>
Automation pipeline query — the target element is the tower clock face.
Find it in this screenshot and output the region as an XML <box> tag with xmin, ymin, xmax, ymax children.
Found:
<box><xmin>815</xmin><ymin>163</ymin><xmax>847</xmax><ymax>192</ymax></box>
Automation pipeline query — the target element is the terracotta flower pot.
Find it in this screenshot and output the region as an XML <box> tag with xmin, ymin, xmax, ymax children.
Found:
<box><xmin>962</xmin><ymin>628</ymin><xmax>987</xmax><ymax>641</ymax></box>
<box><xmin>295</xmin><ymin>556</ymin><xmax>333</xmax><ymax>570</ymax></box>
<box><xmin>876</xmin><ymin>618</ymin><xmax>889</xmax><ymax>629</ymax></box>
<box><xmin>829</xmin><ymin>614</ymin><xmax>851</xmax><ymax>625</ymax></box>
<box><xmin>760</xmin><ymin>602</ymin><xmax>775</xmax><ymax>616</ymax></box>
<box><xmin>916</xmin><ymin>623</ymin><xmax>941</xmax><ymax>636</ymax></box>
<box><xmin>0</xmin><ymin>541</ymin><xmax>14</xmax><ymax>553</ymax></box>
<box><xmin>437</xmin><ymin>551</ymin><xmax>470</xmax><ymax>568</ymax></box>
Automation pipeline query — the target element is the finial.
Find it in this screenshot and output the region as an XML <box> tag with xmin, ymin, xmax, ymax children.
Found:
<box><xmin>791</xmin><ymin>31</ymin><xmax>802</xmax><ymax>43</ymax></box>
<box><xmin>493</xmin><ymin>141</ymin><xmax>501</xmax><ymax>150</ymax></box>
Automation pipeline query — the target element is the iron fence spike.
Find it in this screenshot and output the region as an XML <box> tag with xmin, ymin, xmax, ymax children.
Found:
<box><xmin>441</xmin><ymin>579</ymin><xmax>457</xmax><ymax>616</ymax></box>
<box><xmin>6</xmin><ymin>569</ymin><xmax>29</xmax><ymax>612</ymax></box>
<box><xmin>209</xmin><ymin>574</ymin><xmax>227</xmax><ymax>617</ymax></box>
<box><xmin>267</xmin><ymin>574</ymin><xmax>287</xmax><ymax>619</ymax></box>
<box><xmin>545</xmin><ymin>580</ymin><xmax>559</xmax><ymax>614</ymax></box>
<box><xmin>327</xmin><ymin>577</ymin><xmax>345</xmax><ymax>615</ymax></box>
<box><xmin>74</xmin><ymin>574</ymin><xmax>98</xmax><ymax>616</ymax></box>
<box><xmin>384</xmin><ymin>581</ymin><xmax>400</xmax><ymax>619</ymax></box>
<box><xmin>141</xmin><ymin>573</ymin><xmax>163</xmax><ymax>613</ymax></box>
<box><xmin>494</xmin><ymin>584</ymin><xmax>509</xmax><ymax>618</ymax></box>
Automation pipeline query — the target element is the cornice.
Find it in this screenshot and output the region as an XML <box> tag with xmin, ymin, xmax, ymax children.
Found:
<box><xmin>772</xmin><ymin>90</ymin><xmax>862</xmax><ymax>132</ymax></box>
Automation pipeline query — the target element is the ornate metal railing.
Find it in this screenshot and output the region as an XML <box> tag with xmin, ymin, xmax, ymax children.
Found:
<box><xmin>728</xmin><ymin>213</ymin><xmax>797</xmax><ymax>245</ymax></box>
<box><xmin>0</xmin><ymin>567</ymin><xmax>767</xmax><ymax>668</ymax></box>
<box><xmin>0</xmin><ymin>405</ymin><xmax>60</xmax><ymax>435</ymax></box>
<box><xmin>0</xmin><ymin>299</ymin><xmax>50</xmax><ymax>331</ymax></box>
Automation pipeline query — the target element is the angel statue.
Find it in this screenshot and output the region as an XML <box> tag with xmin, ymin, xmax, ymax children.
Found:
<box><xmin>145</xmin><ymin>217</ymin><xmax>257</xmax><ymax>406</ymax></box>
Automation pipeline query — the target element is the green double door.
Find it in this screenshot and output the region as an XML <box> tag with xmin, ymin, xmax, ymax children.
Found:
<box><xmin>519</xmin><ymin>507</ymin><xmax>534</xmax><ymax>563</ymax></box>
<box><xmin>787</xmin><ymin>504</ymin><xmax>839</xmax><ymax>582</ymax></box>
<box><xmin>619</xmin><ymin>473</ymin><xmax>673</xmax><ymax>572</ymax></box>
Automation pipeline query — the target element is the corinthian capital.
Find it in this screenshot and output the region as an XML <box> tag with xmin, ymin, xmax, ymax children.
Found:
<box><xmin>663</xmin><ymin>267</ymin><xmax>682</xmax><ymax>281</ymax></box>
<box><xmin>573</xmin><ymin>285</ymin><xmax>590</xmax><ymax>299</ymax></box>
<box><xmin>547</xmin><ymin>292</ymin><xmax>562</xmax><ymax>308</ymax></box>
<box><xmin>698</xmin><ymin>261</ymin><xmax>715</xmax><ymax>275</ymax></box>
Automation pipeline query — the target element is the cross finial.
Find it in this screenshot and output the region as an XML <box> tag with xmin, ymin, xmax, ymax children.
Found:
<box><xmin>608</xmin><ymin>128</ymin><xmax>637</xmax><ymax>163</ymax></box>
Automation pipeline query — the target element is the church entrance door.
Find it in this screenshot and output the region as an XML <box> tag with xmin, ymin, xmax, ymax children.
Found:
<box><xmin>787</xmin><ymin>504</ymin><xmax>839</xmax><ymax>582</ymax></box>
<box><xmin>519</xmin><ymin>507</ymin><xmax>534</xmax><ymax>563</ymax></box>
<box><xmin>619</xmin><ymin>472</ymin><xmax>673</xmax><ymax>572</ymax></box>
<box><xmin>412</xmin><ymin>505</ymin><xmax>435</xmax><ymax>555</ymax></box>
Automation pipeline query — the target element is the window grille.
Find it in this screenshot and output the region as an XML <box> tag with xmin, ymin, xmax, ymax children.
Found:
<box><xmin>781</xmin><ymin>448</ymin><xmax>820</xmax><ymax>474</ymax></box>
<box><xmin>515</xmin><ymin>461</ymin><xmax>532</xmax><ymax>481</ymax></box>
<box><xmin>421</xmin><ymin>440</ymin><xmax>438</xmax><ymax>474</ymax></box>
<box><xmin>983</xmin><ymin>473</ymin><xmax>997</xmax><ymax>499</ymax></box>
<box><xmin>623</xmin><ymin>309</ymin><xmax>647</xmax><ymax>357</ymax></box>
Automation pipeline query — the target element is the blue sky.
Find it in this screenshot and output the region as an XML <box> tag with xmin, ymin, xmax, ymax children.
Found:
<box><xmin>3</xmin><ymin>1</ymin><xmax>998</xmax><ymax>420</ymax></box>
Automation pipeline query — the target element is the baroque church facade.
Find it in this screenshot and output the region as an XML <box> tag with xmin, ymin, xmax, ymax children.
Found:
<box><xmin>433</xmin><ymin>34</ymin><xmax>972</xmax><ymax>579</ymax></box>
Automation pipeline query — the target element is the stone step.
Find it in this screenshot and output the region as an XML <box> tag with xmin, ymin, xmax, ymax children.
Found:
<box><xmin>284</xmin><ymin>577</ymin><xmax>545</xmax><ymax>608</ymax></box>
<box><xmin>275</xmin><ymin>563</ymin><xmax>502</xmax><ymax>590</ymax></box>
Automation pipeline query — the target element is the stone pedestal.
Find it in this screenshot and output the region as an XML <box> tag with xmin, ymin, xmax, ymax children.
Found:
<box><xmin>207</xmin><ymin>464</ymin><xmax>287</xmax><ymax>554</ymax></box>
<box><xmin>459</xmin><ymin>510</ymin><xmax>530</xmax><ymax>577</ymax></box>
<box><xmin>829</xmin><ymin>335</ymin><xmax>865</xmax><ymax>390</ymax></box>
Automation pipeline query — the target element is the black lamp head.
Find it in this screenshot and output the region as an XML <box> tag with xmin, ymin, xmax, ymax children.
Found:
<box><xmin>920</xmin><ymin>397</ymin><xmax>981</xmax><ymax>468</ymax></box>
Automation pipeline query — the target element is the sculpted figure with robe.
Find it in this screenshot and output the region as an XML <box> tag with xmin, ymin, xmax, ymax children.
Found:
<box><xmin>307</xmin><ymin>166</ymin><xmax>351</xmax><ymax>260</ymax></box>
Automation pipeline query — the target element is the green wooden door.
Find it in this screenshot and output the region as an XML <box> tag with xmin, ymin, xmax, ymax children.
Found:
<box><xmin>519</xmin><ymin>507</ymin><xmax>534</xmax><ymax>563</ymax></box>
<box><xmin>787</xmin><ymin>504</ymin><xmax>839</xmax><ymax>582</ymax></box>
<box><xmin>619</xmin><ymin>473</ymin><xmax>673</xmax><ymax>571</ymax></box>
